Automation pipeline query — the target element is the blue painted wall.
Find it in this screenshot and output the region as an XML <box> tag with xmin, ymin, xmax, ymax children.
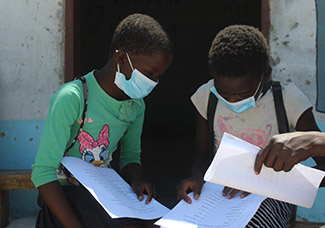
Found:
<box><xmin>295</xmin><ymin>122</ymin><xmax>325</xmax><ymax>222</ymax></box>
<box><xmin>0</xmin><ymin>0</ymin><xmax>324</xmax><ymax>222</ymax></box>
<box><xmin>1</xmin><ymin>119</ymin><xmax>324</xmax><ymax>222</ymax></box>
<box><xmin>0</xmin><ymin>120</ymin><xmax>44</xmax><ymax>220</ymax></box>
<box><xmin>297</xmin><ymin>157</ymin><xmax>325</xmax><ymax>222</ymax></box>
<box><xmin>316</xmin><ymin>0</ymin><xmax>325</xmax><ymax>112</ymax></box>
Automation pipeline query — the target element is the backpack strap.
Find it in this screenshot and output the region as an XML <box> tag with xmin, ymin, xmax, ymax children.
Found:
<box><xmin>63</xmin><ymin>76</ymin><xmax>88</xmax><ymax>156</ymax></box>
<box><xmin>271</xmin><ymin>81</ymin><xmax>297</xmax><ymax>221</ymax></box>
<box><xmin>207</xmin><ymin>81</ymin><xmax>294</xmax><ymax>222</ymax></box>
<box><xmin>207</xmin><ymin>92</ymin><xmax>218</xmax><ymax>155</ymax></box>
<box><xmin>271</xmin><ymin>81</ymin><xmax>289</xmax><ymax>133</ymax></box>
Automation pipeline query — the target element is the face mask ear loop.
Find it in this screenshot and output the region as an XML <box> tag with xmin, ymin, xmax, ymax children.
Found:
<box><xmin>117</xmin><ymin>63</ymin><xmax>120</xmax><ymax>73</ymax></box>
<box><xmin>253</xmin><ymin>80</ymin><xmax>262</xmax><ymax>97</ymax></box>
<box><xmin>125</xmin><ymin>52</ymin><xmax>135</xmax><ymax>71</ymax></box>
<box><xmin>254</xmin><ymin>74</ymin><xmax>264</xmax><ymax>101</ymax></box>
<box><xmin>115</xmin><ymin>50</ymin><xmax>121</xmax><ymax>73</ymax></box>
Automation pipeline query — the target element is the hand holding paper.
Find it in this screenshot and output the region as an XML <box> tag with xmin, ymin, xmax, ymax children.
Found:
<box><xmin>204</xmin><ymin>132</ymin><xmax>325</xmax><ymax>208</ymax></box>
<box><xmin>61</xmin><ymin>157</ymin><xmax>169</xmax><ymax>219</ymax></box>
<box><xmin>254</xmin><ymin>131</ymin><xmax>325</xmax><ymax>173</ymax></box>
<box><xmin>156</xmin><ymin>182</ymin><xmax>266</xmax><ymax>228</ymax></box>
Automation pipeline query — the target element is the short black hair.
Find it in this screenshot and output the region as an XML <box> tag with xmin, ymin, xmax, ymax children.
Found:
<box><xmin>109</xmin><ymin>13</ymin><xmax>173</xmax><ymax>58</ymax></box>
<box><xmin>208</xmin><ymin>25</ymin><xmax>269</xmax><ymax>79</ymax></box>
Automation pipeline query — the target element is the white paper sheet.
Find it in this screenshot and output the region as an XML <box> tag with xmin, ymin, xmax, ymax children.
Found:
<box><xmin>61</xmin><ymin>156</ymin><xmax>170</xmax><ymax>219</ymax></box>
<box><xmin>155</xmin><ymin>182</ymin><xmax>266</xmax><ymax>228</ymax></box>
<box><xmin>204</xmin><ymin>132</ymin><xmax>325</xmax><ymax>208</ymax></box>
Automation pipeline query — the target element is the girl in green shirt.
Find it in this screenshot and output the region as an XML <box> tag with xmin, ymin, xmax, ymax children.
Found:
<box><xmin>32</xmin><ymin>13</ymin><xmax>173</xmax><ymax>228</ymax></box>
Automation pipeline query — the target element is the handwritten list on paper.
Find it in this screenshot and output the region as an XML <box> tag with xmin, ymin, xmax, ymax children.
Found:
<box><xmin>61</xmin><ymin>157</ymin><xmax>170</xmax><ymax>219</ymax></box>
<box><xmin>156</xmin><ymin>182</ymin><xmax>266</xmax><ymax>228</ymax></box>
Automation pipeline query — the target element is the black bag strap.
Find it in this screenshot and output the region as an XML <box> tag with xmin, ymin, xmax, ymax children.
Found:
<box><xmin>208</xmin><ymin>81</ymin><xmax>294</xmax><ymax>220</ymax></box>
<box><xmin>63</xmin><ymin>76</ymin><xmax>88</xmax><ymax>156</ymax></box>
<box><xmin>271</xmin><ymin>80</ymin><xmax>296</xmax><ymax>220</ymax></box>
<box><xmin>207</xmin><ymin>92</ymin><xmax>218</xmax><ymax>155</ymax></box>
<box><xmin>271</xmin><ymin>81</ymin><xmax>289</xmax><ymax>134</ymax></box>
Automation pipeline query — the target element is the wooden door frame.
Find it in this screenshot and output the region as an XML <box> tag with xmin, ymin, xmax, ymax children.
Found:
<box><xmin>64</xmin><ymin>0</ymin><xmax>270</xmax><ymax>81</ymax></box>
<box><xmin>64</xmin><ymin>0</ymin><xmax>80</xmax><ymax>82</ymax></box>
<box><xmin>261</xmin><ymin>0</ymin><xmax>270</xmax><ymax>42</ymax></box>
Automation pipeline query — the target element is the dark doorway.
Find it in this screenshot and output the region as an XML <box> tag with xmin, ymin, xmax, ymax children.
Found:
<box><xmin>73</xmin><ymin>0</ymin><xmax>262</xmax><ymax>208</ymax></box>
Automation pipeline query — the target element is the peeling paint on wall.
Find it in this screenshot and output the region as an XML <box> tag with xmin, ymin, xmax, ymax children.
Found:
<box><xmin>269</xmin><ymin>0</ymin><xmax>325</xmax><ymax>222</ymax></box>
<box><xmin>0</xmin><ymin>0</ymin><xmax>65</xmax><ymax>121</ymax></box>
<box><xmin>269</xmin><ymin>0</ymin><xmax>325</xmax><ymax>122</ymax></box>
<box><xmin>0</xmin><ymin>1</ymin><xmax>65</xmax><ymax>219</ymax></box>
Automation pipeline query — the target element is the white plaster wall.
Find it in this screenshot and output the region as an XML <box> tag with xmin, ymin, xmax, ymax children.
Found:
<box><xmin>0</xmin><ymin>0</ymin><xmax>65</xmax><ymax>121</ymax></box>
<box><xmin>269</xmin><ymin>0</ymin><xmax>325</xmax><ymax>222</ymax></box>
<box><xmin>269</xmin><ymin>0</ymin><xmax>325</xmax><ymax>122</ymax></box>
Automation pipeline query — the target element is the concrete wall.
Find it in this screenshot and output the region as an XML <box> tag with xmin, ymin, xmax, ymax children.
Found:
<box><xmin>316</xmin><ymin>0</ymin><xmax>325</xmax><ymax>112</ymax></box>
<box><xmin>0</xmin><ymin>1</ymin><xmax>64</xmax><ymax>121</ymax></box>
<box><xmin>269</xmin><ymin>0</ymin><xmax>325</xmax><ymax>122</ymax></box>
<box><xmin>269</xmin><ymin>0</ymin><xmax>325</xmax><ymax>222</ymax></box>
<box><xmin>0</xmin><ymin>0</ymin><xmax>64</xmax><ymax>220</ymax></box>
<box><xmin>0</xmin><ymin>0</ymin><xmax>323</xmax><ymax>223</ymax></box>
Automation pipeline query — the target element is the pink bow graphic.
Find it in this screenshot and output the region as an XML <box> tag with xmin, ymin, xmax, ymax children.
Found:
<box><xmin>78</xmin><ymin>125</ymin><xmax>109</xmax><ymax>153</ymax></box>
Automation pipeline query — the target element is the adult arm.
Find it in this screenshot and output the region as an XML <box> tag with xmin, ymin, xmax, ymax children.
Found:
<box><xmin>38</xmin><ymin>181</ymin><xmax>84</xmax><ymax>228</ymax></box>
<box><xmin>284</xmin><ymin>83</ymin><xmax>325</xmax><ymax>168</ymax></box>
<box><xmin>255</xmin><ymin>108</ymin><xmax>325</xmax><ymax>174</ymax></box>
<box><xmin>295</xmin><ymin>108</ymin><xmax>325</xmax><ymax>167</ymax></box>
<box><xmin>254</xmin><ymin>131</ymin><xmax>325</xmax><ymax>174</ymax></box>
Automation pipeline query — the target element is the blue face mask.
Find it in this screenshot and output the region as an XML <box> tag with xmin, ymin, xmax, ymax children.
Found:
<box><xmin>210</xmin><ymin>79</ymin><xmax>263</xmax><ymax>114</ymax></box>
<box><xmin>114</xmin><ymin>51</ymin><xmax>158</xmax><ymax>99</ymax></box>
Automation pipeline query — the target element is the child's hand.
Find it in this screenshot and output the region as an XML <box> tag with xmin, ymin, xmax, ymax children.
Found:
<box><xmin>176</xmin><ymin>177</ymin><xmax>204</xmax><ymax>204</ymax></box>
<box><xmin>131</xmin><ymin>180</ymin><xmax>156</xmax><ymax>204</ymax></box>
<box><xmin>222</xmin><ymin>186</ymin><xmax>251</xmax><ymax>199</ymax></box>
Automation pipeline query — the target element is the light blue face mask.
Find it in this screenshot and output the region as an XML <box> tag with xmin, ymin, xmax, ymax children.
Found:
<box><xmin>210</xmin><ymin>79</ymin><xmax>263</xmax><ymax>114</ymax></box>
<box><xmin>114</xmin><ymin>51</ymin><xmax>158</xmax><ymax>99</ymax></box>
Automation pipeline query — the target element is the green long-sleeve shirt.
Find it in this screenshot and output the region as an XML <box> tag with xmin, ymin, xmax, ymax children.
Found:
<box><xmin>32</xmin><ymin>71</ymin><xmax>145</xmax><ymax>188</ymax></box>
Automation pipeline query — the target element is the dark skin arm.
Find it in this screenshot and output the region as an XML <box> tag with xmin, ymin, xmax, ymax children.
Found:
<box><xmin>177</xmin><ymin>110</ymin><xmax>251</xmax><ymax>202</ymax></box>
<box><xmin>293</xmin><ymin>108</ymin><xmax>325</xmax><ymax>167</ymax></box>
<box><xmin>223</xmin><ymin>108</ymin><xmax>325</xmax><ymax>199</ymax></box>
<box><xmin>255</xmin><ymin>108</ymin><xmax>325</xmax><ymax>173</ymax></box>
<box><xmin>38</xmin><ymin>181</ymin><xmax>84</xmax><ymax>228</ymax></box>
<box><xmin>176</xmin><ymin>111</ymin><xmax>211</xmax><ymax>203</ymax></box>
<box><xmin>178</xmin><ymin>108</ymin><xmax>324</xmax><ymax>201</ymax></box>
<box><xmin>122</xmin><ymin>162</ymin><xmax>156</xmax><ymax>204</ymax></box>
<box><xmin>254</xmin><ymin>131</ymin><xmax>325</xmax><ymax>172</ymax></box>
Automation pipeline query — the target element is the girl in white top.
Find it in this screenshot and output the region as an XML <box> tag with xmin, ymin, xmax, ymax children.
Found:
<box><xmin>177</xmin><ymin>25</ymin><xmax>323</xmax><ymax>228</ymax></box>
